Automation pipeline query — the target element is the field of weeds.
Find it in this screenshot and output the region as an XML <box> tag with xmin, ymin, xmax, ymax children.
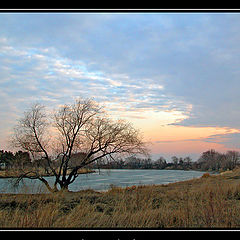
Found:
<box><xmin>1</xmin><ymin>169</ymin><xmax>240</xmax><ymax>229</ymax></box>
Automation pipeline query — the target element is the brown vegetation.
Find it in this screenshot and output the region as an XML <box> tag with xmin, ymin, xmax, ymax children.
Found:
<box><xmin>1</xmin><ymin>168</ymin><xmax>240</xmax><ymax>228</ymax></box>
<box><xmin>0</xmin><ymin>167</ymin><xmax>94</xmax><ymax>179</ymax></box>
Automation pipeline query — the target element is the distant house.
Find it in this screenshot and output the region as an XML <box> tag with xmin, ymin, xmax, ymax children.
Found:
<box><xmin>0</xmin><ymin>162</ymin><xmax>6</xmax><ymax>170</ymax></box>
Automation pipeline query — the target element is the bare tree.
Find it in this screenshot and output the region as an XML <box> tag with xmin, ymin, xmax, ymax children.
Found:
<box><xmin>11</xmin><ymin>98</ymin><xmax>148</xmax><ymax>192</ymax></box>
<box><xmin>225</xmin><ymin>151</ymin><xmax>240</xmax><ymax>170</ymax></box>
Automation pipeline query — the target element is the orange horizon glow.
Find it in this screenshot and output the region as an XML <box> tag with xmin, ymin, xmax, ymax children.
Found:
<box><xmin>145</xmin><ymin>125</ymin><xmax>240</xmax><ymax>158</ymax></box>
<box><xmin>2</xmin><ymin>107</ymin><xmax>240</xmax><ymax>159</ymax></box>
<box><xmin>118</xmin><ymin>109</ymin><xmax>240</xmax><ymax>158</ymax></box>
<box><xmin>150</xmin><ymin>139</ymin><xmax>237</xmax><ymax>156</ymax></box>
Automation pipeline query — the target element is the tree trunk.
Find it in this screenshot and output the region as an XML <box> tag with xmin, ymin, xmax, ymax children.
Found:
<box><xmin>39</xmin><ymin>177</ymin><xmax>58</xmax><ymax>193</ymax></box>
<box><xmin>41</xmin><ymin>178</ymin><xmax>70</xmax><ymax>193</ymax></box>
<box><xmin>60</xmin><ymin>183</ymin><xmax>69</xmax><ymax>192</ymax></box>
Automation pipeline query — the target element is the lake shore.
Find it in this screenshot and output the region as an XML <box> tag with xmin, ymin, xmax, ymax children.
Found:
<box><xmin>0</xmin><ymin>168</ymin><xmax>95</xmax><ymax>179</ymax></box>
<box><xmin>0</xmin><ymin>168</ymin><xmax>206</xmax><ymax>194</ymax></box>
<box><xmin>1</xmin><ymin>168</ymin><xmax>240</xmax><ymax>228</ymax></box>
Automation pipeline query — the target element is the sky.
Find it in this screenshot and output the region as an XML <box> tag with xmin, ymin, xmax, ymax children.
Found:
<box><xmin>1</xmin><ymin>11</ymin><xmax>240</xmax><ymax>161</ymax></box>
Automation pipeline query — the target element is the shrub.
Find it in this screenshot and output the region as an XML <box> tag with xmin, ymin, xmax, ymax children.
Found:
<box><xmin>201</xmin><ymin>173</ymin><xmax>211</xmax><ymax>178</ymax></box>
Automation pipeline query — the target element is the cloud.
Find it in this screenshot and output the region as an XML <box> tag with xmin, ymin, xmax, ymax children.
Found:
<box><xmin>203</xmin><ymin>132</ymin><xmax>240</xmax><ymax>149</ymax></box>
<box><xmin>155</xmin><ymin>131</ymin><xmax>240</xmax><ymax>150</ymax></box>
<box><xmin>0</xmin><ymin>32</ymin><xmax>189</xmax><ymax>113</ymax></box>
<box><xmin>1</xmin><ymin>12</ymin><xmax>240</xmax><ymax>154</ymax></box>
<box><xmin>0</xmin><ymin>32</ymin><xmax>191</xmax><ymax>150</ymax></box>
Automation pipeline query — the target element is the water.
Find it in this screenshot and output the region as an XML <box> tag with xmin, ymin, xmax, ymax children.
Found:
<box><xmin>0</xmin><ymin>169</ymin><xmax>206</xmax><ymax>194</ymax></box>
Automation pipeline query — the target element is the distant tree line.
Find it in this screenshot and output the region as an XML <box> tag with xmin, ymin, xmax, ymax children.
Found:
<box><xmin>196</xmin><ymin>149</ymin><xmax>240</xmax><ymax>171</ymax></box>
<box><xmin>91</xmin><ymin>155</ymin><xmax>193</xmax><ymax>170</ymax></box>
<box><xmin>1</xmin><ymin>149</ymin><xmax>240</xmax><ymax>173</ymax></box>
<box><xmin>0</xmin><ymin>150</ymin><xmax>31</xmax><ymax>170</ymax></box>
<box><xmin>92</xmin><ymin>149</ymin><xmax>240</xmax><ymax>172</ymax></box>
<box><xmin>0</xmin><ymin>150</ymin><xmax>89</xmax><ymax>171</ymax></box>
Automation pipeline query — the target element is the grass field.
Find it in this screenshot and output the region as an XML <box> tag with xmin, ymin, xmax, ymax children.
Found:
<box><xmin>1</xmin><ymin>168</ymin><xmax>240</xmax><ymax>228</ymax></box>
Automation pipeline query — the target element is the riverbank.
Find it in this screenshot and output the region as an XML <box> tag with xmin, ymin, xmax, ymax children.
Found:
<box><xmin>1</xmin><ymin>168</ymin><xmax>240</xmax><ymax>228</ymax></box>
<box><xmin>0</xmin><ymin>166</ymin><xmax>212</xmax><ymax>179</ymax></box>
<box><xmin>0</xmin><ymin>168</ymin><xmax>95</xmax><ymax>178</ymax></box>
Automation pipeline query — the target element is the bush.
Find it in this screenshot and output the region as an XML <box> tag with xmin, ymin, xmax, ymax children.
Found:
<box><xmin>201</xmin><ymin>173</ymin><xmax>211</xmax><ymax>178</ymax></box>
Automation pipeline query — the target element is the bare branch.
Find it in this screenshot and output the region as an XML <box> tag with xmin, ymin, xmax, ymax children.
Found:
<box><xmin>11</xmin><ymin>97</ymin><xmax>149</xmax><ymax>192</ymax></box>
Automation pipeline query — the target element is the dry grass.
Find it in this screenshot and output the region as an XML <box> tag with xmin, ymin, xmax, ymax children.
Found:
<box><xmin>1</xmin><ymin>169</ymin><xmax>240</xmax><ymax>228</ymax></box>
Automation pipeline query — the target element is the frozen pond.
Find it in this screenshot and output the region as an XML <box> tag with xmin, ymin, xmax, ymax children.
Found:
<box><xmin>0</xmin><ymin>169</ymin><xmax>206</xmax><ymax>194</ymax></box>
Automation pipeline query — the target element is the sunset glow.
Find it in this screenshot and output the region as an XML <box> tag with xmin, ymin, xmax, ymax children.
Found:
<box><xmin>1</xmin><ymin>12</ymin><xmax>240</xmax><ymax>160</ymax></box>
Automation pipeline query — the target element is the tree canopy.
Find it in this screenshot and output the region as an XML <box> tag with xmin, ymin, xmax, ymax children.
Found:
<box><xmin>11</xmin><ymin>98</ymin><xmax>148</xmax><ymax>192</ymax></box>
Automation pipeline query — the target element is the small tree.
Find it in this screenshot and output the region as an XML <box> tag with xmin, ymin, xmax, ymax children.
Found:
<box><xmin>183</xmin><ymin>156</ymin><xmax>192</xmax><ymax>168</ymax></box>
<box><xmin>155</xmin><ymin>156</ymin><xmax>167</xmax><ymax>169</ymax></box>
<box><xmin>225</xmin><ymin>151</ymin><xmax>240</xmax><ymax>170</ymax></box>
<box><xmin>0</xmin><ymin>150</ymin><xmax>15</xmax><ymax>169</ymax></box>
<box><xmin>11</xmin><ymin>98</ymin><xmax>148</xmax><ymax>192</ymax></box>
<box><xmin>198</xmin><ymin>149</ymin><xmax>221</xmax><ymax>171</ymax></box>
<box><xmin>171</xmin><ymin>156</ymin><xmax>178</xmax><ymax>168</ymax></box>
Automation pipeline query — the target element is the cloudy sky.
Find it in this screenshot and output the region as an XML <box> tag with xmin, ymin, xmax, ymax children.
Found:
<box><xmin>1</xmin><ymin>11</ymin><xmax>240</xmax><ymax>160</ymax></box>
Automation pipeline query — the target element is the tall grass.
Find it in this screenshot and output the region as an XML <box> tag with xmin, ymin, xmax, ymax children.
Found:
<box><xmin>1</xmin><ymin>172</ymin><xmax>240</xmax><ymax>228</ymax></box>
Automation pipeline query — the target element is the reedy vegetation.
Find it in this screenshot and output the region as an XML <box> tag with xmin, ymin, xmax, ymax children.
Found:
<box><xmin>1</xmin><ymin>168</ymin><xmax>240</xmax><ymax>228</ymax></box>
